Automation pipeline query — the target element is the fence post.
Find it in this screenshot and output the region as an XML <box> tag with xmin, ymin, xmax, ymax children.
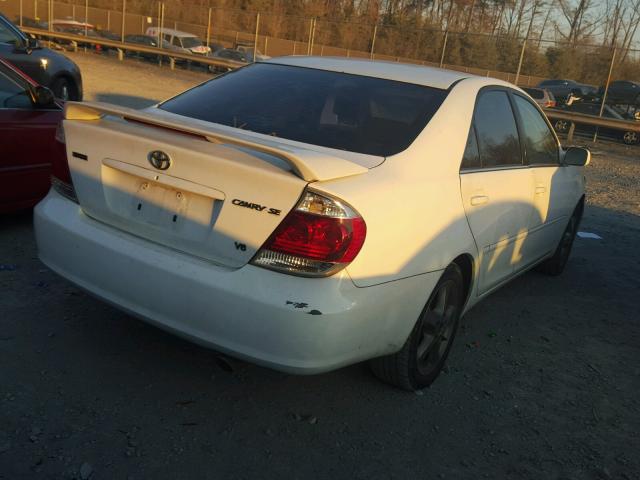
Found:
<box><xmin>206</xmin><ymin>7</ymin><xmax>212</xmax><ymax>49</ymax></box>
<box><xmin>439</xmin><ymin>30</ymin><xmax>449</xmax><ymax>68</ymax></box>
<box><xmin>156</xmin><ymin>2</ymin><xmax>161</xmax><ymax>44</ymax></box>
<box><xmin>121</xmin><ymin>0</ymin><xmax>126</xmax><ymax>42</ymax></box>
<box><xmin>514</xmin><ymin>36</ymin><xmax>527</xmax><ymax>86</ymax></box>
<box><xmin>107</xmin><ymin>10</ymin><xmax>110</xmax><ymax>30</ymax></box>
<box><xmin>19</xmin><ymin>0</ymin><xmax>23</xmax><ymax>26</ymax></box>
<box><xmin>307</xmin><ymin>18</ymin><xmax>314</xmax><ymax>55</ymax></box>
<box><xmin>84</xmin><ymin>0</ymin><xmax>88</xmax><ymax>37</ymax></box>
<box><xmin>264</xmin><ymin>36</ymin><xmax>268</xmax><ymax>56</ymax></box>
<box><xmin>310</xmin><ymin>18</ymin><xmax>316</xmax><ymax>55</ymax></box>
<box><xmin>594</xmin><ymin>47</ymin><xmax>618</xmax><ymax>143</ymax></box>
<box><xmin>34</xmin><ymin>0</ymin><xmax>37</xmax><ymax>22</ymax></box>
<box><xmin>253</xmin><ymin>13</ymin><xmax>260</xmax><ymax>62</ymax></box>
<box><xmin>370</xmin><ymin>24</ymin><xmax>377</xmax><ymax>60</ymax></box>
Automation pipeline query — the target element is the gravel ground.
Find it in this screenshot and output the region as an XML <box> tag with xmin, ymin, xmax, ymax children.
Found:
<box><xmin>1</xmin><ymin>52</ymin><xmax>639</xmax><ymax>479</ymax></box>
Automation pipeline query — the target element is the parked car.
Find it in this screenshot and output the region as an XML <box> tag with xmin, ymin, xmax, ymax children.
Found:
<box><xmin>522</xmin><ymin>87</ymin><xmax>556</xmax><ymax>108</ymax></box>
<box><xmin>553</xmin><ymin>102</ymin><xmax>639</xmax><ymax>145</ymax></box>
<box><xmin>212</xmin><ymin>48</ymin><xmax>248</xmax><ymax>62</ymax></box>
<box><xmin>35</xmin><ymin>58</ymin><xmax>589</xmax><ymax>390</ymax></box>
<box><xmin>537</xmin><ymin>79</ymin><xmax>596</xmax><ymax>103</ymax></box>
<box><xmin>0</xmin><ymin>13</ymin><xmax>83</xmax><ymax>100</ymax></box>
<box><xmin>599</xmin><ymin>80</ymin><xmax>640</xmax><ymax>106</ymax></box>
<box><xmin>0</xmin><ymin>58</ymin><xmax>64</xmax><ymax>213</ymax></box>
<box><xmin>124</xmin><ymin>34</ymin><xmax>171</xmax><ymax>61</ymax></box>
<box><xmin>145</xmin><ymin>27</ymin><xmax>210</xmax><ymax>56</ymax></box>
<box><xmin>235</xmin><ymin>42</ymin><xmax>270</xmax><ymax>62</ymax></box>
<box><xmin>16</xmin><ymin>16</ymin><xmax>48</xmax><ymax>30</ymax></box>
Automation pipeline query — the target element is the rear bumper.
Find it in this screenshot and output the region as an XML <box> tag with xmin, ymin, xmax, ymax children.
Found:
<box><xmin>34</xmin><ymin>190</ymin><xmax>441</xmax><ymax>374</ymax></box>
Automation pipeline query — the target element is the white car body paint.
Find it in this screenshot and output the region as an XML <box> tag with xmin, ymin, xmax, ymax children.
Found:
<box><xmin>34</xmin><ymin>57</ymin><xmax>586</xmax><ymax>373</ymax></box>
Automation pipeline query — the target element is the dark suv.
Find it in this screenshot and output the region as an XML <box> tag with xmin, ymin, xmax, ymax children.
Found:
<box><xmin>0</xmin><ymin>13</ymin><xmax>82</xmax><ymax>100</ymax></box>
<box><xmin>600</xmin><ymin>80</ymin><xmax>640</xmax><ymax>106</ymax></box>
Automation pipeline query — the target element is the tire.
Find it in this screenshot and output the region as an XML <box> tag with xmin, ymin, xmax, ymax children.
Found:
<box><xmin>536</xmin><ymin>201</ymin><xmax>583</xmax><ymax>276</ymax></box>
<box><xmin>554</xmin><ymin>120</ymin><xmax>569</xmax><ymax>133</ymax></box>
<box><xmin>50</xmin><ymin>77</ymin><xmax>76</xmax><ymax>101</ymax></box>
<box><xmin>370</xmin><ymin>264</ymin><xmax>464</xmax><ymax>391</ymax></box>
<box><xmin>622</xmin><ymin>131</ymin><xmax>639</xmax><ymax>145</ymax></box>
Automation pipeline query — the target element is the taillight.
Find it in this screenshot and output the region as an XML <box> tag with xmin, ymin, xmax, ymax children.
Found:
<box><xmin>51</xmin><ymin>122</ymin><xmax>78</xmax><ymax>203</ymax></box>
<box><xmin>251</xmin><ymin>190</ymin><xmax>366</xmax><ymax>277</ymax></box>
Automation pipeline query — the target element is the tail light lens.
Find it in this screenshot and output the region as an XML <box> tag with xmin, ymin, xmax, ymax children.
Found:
<box><xmin>51</xmin><ymin>122</ymin><xmax>78</xmax><ymax>203</ymax></box>
<box><xmin>251</xmin><ymin>190</ymin><xmax>366</xmax><ymax>277</ymax></box>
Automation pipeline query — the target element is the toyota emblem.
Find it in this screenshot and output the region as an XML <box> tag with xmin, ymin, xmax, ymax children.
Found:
<box><xmin>148</xmin><ymin>150</ymin><xmax>171</xmax><ymax>170</ymax></box>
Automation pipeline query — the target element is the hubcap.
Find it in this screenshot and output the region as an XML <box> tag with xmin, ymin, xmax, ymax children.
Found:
<box><xmin>416</xmin><ymin>281</ymin><xmax>459</xmax><ymax>377</ymax></box>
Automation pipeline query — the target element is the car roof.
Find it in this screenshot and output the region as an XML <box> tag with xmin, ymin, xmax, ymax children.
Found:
<box><xmin>264</xmin><ymin>56</ymin><xmax>471</xmax><ymax>90</ymax></box>
<box><xmin>148</xmin><ymin>27</ymin><xmax>198</xmax><ymax>38</ymax></box>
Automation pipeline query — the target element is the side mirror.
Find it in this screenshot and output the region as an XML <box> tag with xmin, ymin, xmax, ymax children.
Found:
<box><xmin>31</xmin><ymin>85</ymin><xmax>56</xmax><ymax>108</ymax></box>
<box><xmin>27</xmin><ymin>36</ymin><xmax>40</xmax><ymax>49</ymax></box>
<box><xmin>564</xmin><ymin>147</ymin><xmax>591</xmax><ymax>166</ymax></box>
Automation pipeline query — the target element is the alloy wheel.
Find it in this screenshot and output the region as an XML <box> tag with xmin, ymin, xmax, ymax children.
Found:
<box><xmin>416</xmin><ymin>280</ymin><xmax>459</xmax><ymax>377</ymax></box>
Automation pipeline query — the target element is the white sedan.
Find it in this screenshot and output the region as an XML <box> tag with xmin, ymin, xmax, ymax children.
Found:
<box><xmin>34</xmin><ymin>57</ymin><xmax>590</xmax><ymax>390</ymax></box>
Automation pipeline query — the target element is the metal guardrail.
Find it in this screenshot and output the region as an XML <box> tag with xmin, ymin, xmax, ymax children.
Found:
<box><xmin>21</xmin><ymin>26</ymin><xmax>247</xmax><ymax>71</ymax></box>
<box><xmin>543</xmin><ymin>108</ymin><xmax>640</xmax><ymax>144</ymax></box>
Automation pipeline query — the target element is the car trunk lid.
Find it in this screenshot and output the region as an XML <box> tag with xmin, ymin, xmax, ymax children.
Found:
<box><xmin>62</xmin><ymin>102</ymin><xmax>369</xmax><ymax>268</ymax></box>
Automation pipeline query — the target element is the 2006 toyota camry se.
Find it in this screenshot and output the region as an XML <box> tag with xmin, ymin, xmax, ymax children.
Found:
<box><xmin>34</xmin><ymin>57</ymin><xmax>590</xmax><ymax>390</ymax></box>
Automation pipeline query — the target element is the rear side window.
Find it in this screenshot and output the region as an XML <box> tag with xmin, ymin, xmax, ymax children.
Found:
<box><xmin>512</xmin><ymin>95</ymin><xmax>558</xmax><ymax>165</ymax></box>
<box><xmin>159</xmin><ymin>63</ymin><xmax>448</xmax><ymax>157</ymax></box>
<box><xmin>460</xmin><ymin>126</ymin><xmax>480</xmax><ymax>170</ymax></box>
<box><xmin>473</xmin><ymin>91</ymin><xmax>522</xmax><ymax>167</ymax></box>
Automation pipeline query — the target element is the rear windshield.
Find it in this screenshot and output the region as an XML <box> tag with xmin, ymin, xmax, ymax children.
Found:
<box><xmin>159</xmin><ymin>63</ymin><xmax>448</xmax><ymax>157</ymax></box>
<box><xmin>523</xmin><ymin>87</ymin><xmax>544</xmax><ymax>99</ymax></box>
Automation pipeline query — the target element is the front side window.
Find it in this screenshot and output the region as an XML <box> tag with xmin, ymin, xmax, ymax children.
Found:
<box><xmin>181</xmin><ymin>37</ymin><xmax>203</xmax><ymax>48</ymax></box>
<box><xmin>512</xmin><ymin>95</ymin><xmax>558</xmax><ymax>165</ymax></box>
<box><xmin>473</xmin><ymin>90</ymin><xmax>522</xmax><ymax>168</ymax></box>
<box><xmin>159</xmin><ymin>63</ymin><xmax>448</xmax><ymax>157</ymax></box>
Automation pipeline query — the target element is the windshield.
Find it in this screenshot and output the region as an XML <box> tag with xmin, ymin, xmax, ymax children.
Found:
<box><xmin>0</xmin><ymin>18</ymin><xmax>22</xmax><ymax>46</ymax></box>
<box><xmin>159</xmin><ymin>63</ymin><xmax>448</xmax><ymax>156</ymax></box>
<box><xmin>181</xmin><ymin>36</ymin><xmax>203</xmax><ymax>48</ymax></box>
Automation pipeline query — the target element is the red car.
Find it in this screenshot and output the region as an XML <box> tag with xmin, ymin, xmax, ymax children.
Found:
<box><xmin>0</xmin><ymin>58</ymin><xmax>64</xmax><ymax>213</ymax></box>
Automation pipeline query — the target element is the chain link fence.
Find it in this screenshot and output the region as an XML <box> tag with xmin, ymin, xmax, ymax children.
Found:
<box><xmin>1</xmin><ymin>0</ymin><xmax>639</xmax><ymax>91</ymax></box>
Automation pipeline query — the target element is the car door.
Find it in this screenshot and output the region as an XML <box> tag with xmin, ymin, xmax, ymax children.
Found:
<box><xmin>459</xmin><ymin>89</ymin><xmax>535</xmax><ymax>295</ymax></box>
<box><xmin>510</xmin><ymin>93</ymin><xmax>578</xmax><ymax>263</ymax></box>
<box><xmin>0</xmin><ymin>65</ymin><xmax>61</xmax><ymax>211</ymax></box>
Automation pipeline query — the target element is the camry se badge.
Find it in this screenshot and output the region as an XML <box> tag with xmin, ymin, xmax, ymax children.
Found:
<box><xmin>148</xmin><ymin>150</ymin><xmax>171</xmax><ymax>170</ymax></box>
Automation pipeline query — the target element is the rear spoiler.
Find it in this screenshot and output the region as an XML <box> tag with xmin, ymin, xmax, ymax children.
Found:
<box><xmin>64</xmin><ymin>101</ymin><xmax>369</xmax><ymax>182</ymax></box>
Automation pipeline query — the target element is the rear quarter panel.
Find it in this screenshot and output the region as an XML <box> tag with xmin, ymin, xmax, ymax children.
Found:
<box><xmin>315</xmin><ymin>78</ymin><xmax>494</xmax><ymax>288</ymax></box>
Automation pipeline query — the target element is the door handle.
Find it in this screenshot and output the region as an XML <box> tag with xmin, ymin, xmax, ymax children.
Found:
<box><xmin>470</xmin><ymin>195</ymin><xmax>489</xmax><ymax>206</ymax></box>
<box><xmin>535</xmin><ymin>185</ymin><xmax>546</xmax><ymax>194</ymax></box>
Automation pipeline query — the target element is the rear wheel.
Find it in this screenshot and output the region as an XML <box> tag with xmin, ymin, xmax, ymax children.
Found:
<box><xmin>370</xmin><ymin>264</ymin><xmax>464</xmax><ymax>391</ymax></box>
<box><xmin>554</xmin><ymin>119</ymin><xmax>569</xmax><ymax>133</ymax></box>
<box><xmin>537</xmin><ymin>202</ymin><xmax>582</xmax><ymax>276</ymax></box>
<box><xmin>622</xmin><ymin>131</ymin><xmax>639</xmax><ymax>145</ymax></box>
